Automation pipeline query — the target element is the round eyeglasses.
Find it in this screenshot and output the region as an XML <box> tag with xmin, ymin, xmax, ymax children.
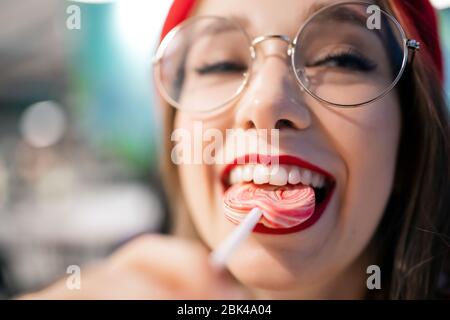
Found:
<box><xmin>153</xmin><ymin>1</ymin><xmax>419</xmax><ymax>113</ymax></box>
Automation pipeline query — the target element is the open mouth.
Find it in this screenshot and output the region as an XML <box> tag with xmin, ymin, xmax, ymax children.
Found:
<box><xmin>221</xmin><ymin>155</ymin><xmax>336</xmax><ymax>235</ymax></box>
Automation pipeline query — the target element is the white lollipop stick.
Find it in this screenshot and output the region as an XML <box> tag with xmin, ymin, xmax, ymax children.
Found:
<box><xmin>209</xmin><ymin>207</ymin><xmax>263</xmax><ymax>269</ymax></box>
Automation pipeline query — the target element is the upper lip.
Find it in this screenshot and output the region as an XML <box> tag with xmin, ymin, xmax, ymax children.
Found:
<box><xmin>220</xmin><ymin>154</ymin><xmax>336</xmax><ymax>189</ymax></box>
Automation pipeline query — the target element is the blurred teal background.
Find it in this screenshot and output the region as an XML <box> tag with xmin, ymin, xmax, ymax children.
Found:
<box><xmin>0</xmin><ymin>0</ymin><xmax>173</xmax><ymax>297</ymax></box>
<box><xmin>63</xmin><ymin>1</ymin><xmax>171</xmax><ymax>173</ymax></box>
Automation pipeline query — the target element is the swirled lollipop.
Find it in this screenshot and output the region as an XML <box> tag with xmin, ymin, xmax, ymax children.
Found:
<box><xmin>223</xmin><ymin>183</ymin><xmax>315</xmax><ymax>229</ymax></box>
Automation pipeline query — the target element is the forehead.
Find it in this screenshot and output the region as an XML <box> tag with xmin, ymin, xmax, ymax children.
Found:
<box><xmin>192</xmin><ymin>0</ymin><xmax>377</xmax><ymax>38</ymax></box>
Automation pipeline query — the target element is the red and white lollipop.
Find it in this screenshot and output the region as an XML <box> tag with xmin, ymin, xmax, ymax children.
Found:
<box><xmin>223</xmin><ymin>183</ymin><xmax>315</xmax><ymax>229</ymax></box>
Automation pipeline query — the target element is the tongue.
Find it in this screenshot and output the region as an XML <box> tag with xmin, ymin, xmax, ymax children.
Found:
<box><xmin>223</xmin><ymin>183</ymin><xmax>315</xmax><ymax>229</ymax></box>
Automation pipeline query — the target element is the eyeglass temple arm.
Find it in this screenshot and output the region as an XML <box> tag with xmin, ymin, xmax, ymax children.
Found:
<box><xmin>406</xmin><ymin>39</ymin><xmax>420</xmax><ymax>63</ymax></box>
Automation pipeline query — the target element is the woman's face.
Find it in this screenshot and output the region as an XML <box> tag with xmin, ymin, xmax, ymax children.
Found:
<box><xmin>174</xmin><ymin>0</ymin><xmax>401</xmax><ymax>298</ymax></box>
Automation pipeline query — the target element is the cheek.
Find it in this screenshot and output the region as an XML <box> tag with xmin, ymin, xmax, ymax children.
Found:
<box><xmin>174</xmin><ymin>114</ymin><xmax>209</xmax><ymax>206</ymax></box>
<box><xmin>319</xmin><ymin>95</ymin><xmax>401</xmax><ymax>238</ymax></box>
<box><xmin>173</xmin><ymin>112</ymin><xmax>228</xmax><ymax>242</ymax></box>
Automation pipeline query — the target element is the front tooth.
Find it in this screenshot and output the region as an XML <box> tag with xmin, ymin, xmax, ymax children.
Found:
<box><xmin>230</xmin><ymin>167</ymin><xmax>242</xmax><ymax>184</ymax></box>
<box><xmin>300</xmin><ymin>169</ymin><xmax>312</xmax><ymax>186</ymax></box>
<box><xmin>242</xmin><ymin>165</ymin><xmax>254</xmax><ymax>182</ymax></box>
<box><xmin>253</xmin><ymin>165</ymin><xmax>270</xmax><ymax>184</ymax></box>
<box><xmin>269</xmin><ymin>166</ymin><xmax>288</xmax><ymax>186</ymax></box>
<box><xmin>288</xmin><ymin>167</ymin><xmax>301</xmax><ymax>184</ymax></box>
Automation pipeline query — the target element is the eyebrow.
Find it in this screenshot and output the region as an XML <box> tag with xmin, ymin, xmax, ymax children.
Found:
<box><xmin>229</xmin><ymin>1</ymin><xmax>340</xmax><ymax>29</ymax></box>
<box><xmin>195</xmin><ymin>16</ymin><xmax>247</xmax><ymax>38</ymax></box>
<box><xmin>324</xmin><ymin>5</ymin><xmax>390</xmax><ymax>43</ymax></box>
<box><xmin>301</xmin><ymin>1</ymin><xmax>335</xmax><ymax>21</ymax></box>
<box><xmin>301</xmin><ymin>2</ymin><xmax>389</xmax><ymax>46</ymax></box>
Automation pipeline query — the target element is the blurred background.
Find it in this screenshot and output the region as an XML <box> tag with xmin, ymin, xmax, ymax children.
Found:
<box><xmin>0</xmin><ymin>0</ymin><xmax>449</xmax><ymax>298</ymax></box>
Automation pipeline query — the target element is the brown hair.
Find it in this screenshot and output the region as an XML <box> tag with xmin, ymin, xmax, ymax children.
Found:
<box><xmin>157</xmin><ymin>1</ymin><xmax>450</xmax><ymax>299</ymax></box>
<box><xmin>366</xmin><ymin>0</ymin><xmax>450</xmax><ymax>299</ymax></box>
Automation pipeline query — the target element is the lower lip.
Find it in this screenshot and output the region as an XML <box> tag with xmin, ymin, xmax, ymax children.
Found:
<box><xmin>222</xmin><ymin>154</ymin><xmax>336</xmax><ymax>235</ymax></box>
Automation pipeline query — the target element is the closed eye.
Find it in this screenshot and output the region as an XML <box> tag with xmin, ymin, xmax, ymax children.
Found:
<box><xmin>195</xmin><ymin>61</ymin><xmax>247</xmax><ymax>75</ymax></box>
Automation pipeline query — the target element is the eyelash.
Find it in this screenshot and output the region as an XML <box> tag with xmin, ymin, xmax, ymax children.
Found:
<box><xmin>195</xmin><ymin>61</ymin><xmax>247</xmax><ymax>75</ymax></box>
<box><xmin>307</xmin><ymin>49</ymin><xmax>377</xmax><ymax>72</ymax></box>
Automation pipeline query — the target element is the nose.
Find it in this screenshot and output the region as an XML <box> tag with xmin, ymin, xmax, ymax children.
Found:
<box><xmin>234</xmin><ymin>50</ymin><xmax>312</xmax><ymax>132</ymax></box>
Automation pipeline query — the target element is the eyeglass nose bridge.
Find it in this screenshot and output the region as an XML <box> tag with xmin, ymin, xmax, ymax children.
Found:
<box><xmin>251</xmin><ymin>34</ymin><xmax>295</xmax><ymax>57</ymax></box>
<box><xmin>249</xmin><ymin>34</ymin><xmax>305</xmax><ymax>92</ymax></box>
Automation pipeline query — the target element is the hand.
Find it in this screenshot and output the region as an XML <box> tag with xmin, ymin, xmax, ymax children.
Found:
<box><xmin>19</xmin><ymin>235</ymin><xmax>249</xmax><ymax>299</ymax></box>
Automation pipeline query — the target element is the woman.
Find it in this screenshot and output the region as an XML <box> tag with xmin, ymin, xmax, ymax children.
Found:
<box><xmin>23</xmin><ymin>0</ymin><xmax>449</xmax><ymax>299</ymax></box>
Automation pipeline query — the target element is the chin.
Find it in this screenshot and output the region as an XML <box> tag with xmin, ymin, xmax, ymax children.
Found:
<box><xmin>229</xmin><ymin>255</ymin><xmax>301</xmax><ymax>291</ymax></box>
